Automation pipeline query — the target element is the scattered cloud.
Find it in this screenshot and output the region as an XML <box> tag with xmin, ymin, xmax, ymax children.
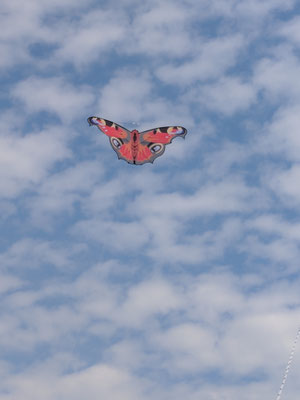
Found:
<box><xmin>12</xmin><ymin>77</ymin><xmax>94</xmax><ymax>122</ymax></box>
<box><xmin>156</xmin><ymin>35</ymin><xmax>245</xmax><ymax>86</ymax></box>
<box><xmin>193</xmin><ymin>76</ymin><xmax>257</xmax><ymax>116</ymax></box>
<box><xmin>0</xmin><ymin>125</ymin><xmax>71</xmax><ymax>198</ymax></box>
<box><xmin>1</xmin><ymin>0</ymin><xmax>300</xmax><ymax>399</ymax></box>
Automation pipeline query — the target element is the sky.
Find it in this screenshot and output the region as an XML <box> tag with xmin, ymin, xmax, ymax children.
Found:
<box><xmin>1</xmin><ymin>0</ymin><xmax>300</xmax><ymax>399</ymax></box>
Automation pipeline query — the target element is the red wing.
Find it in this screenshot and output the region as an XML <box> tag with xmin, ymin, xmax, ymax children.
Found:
<box><xmin>140</xmin><ymin>126</ymin><xmax>187</xmax><ymax>145</ymax></box>
<box><xmin>117</xmin><ymin>142</ymin><xmax>134</xmax><ymax>163</ymax></box>
<box><xmin>138</xmin><ymin>126</ymin><xmax>187</xmax><ymax>164</ymax></box>
<box><xmin>114</xmin><ymin>142</ymin><xmax>153</xmax><ymax>165</ymax></box>
<box><xmin>88</xmin><ymin>116</ymin><xmax>134</xmax><ymax>162</ymax></box>
<box><xmin>87</xmin><ymin>116</ymin><xmax>131</xmax><ymax>141</ymax></box>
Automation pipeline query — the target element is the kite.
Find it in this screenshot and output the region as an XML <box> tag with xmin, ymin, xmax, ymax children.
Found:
<box><xmin>87</xmin><ymin>116</ymin><xmax>187</xmax><ymax>165</ymax></box>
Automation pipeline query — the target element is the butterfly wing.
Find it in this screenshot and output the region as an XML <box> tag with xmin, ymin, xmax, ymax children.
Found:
<box><xmin>138</xmin><ymin>126</ymin><xmax>187</xmax><ymax>164</ymax></box>
<box><xmin>88</xmin><ymin>116</ymin><xmax>136</xmax><ymax>163</ymax></box>
<box><xmin>88</xmin><ymin>118</ymin><xmax>187</xmax><ymax>165</ymax></box>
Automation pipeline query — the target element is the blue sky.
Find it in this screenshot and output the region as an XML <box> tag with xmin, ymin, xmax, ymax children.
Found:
<box><xmin>1</xmin><ymin>0</ymin><xmax>300</xmax><ymax>399</ymax></box>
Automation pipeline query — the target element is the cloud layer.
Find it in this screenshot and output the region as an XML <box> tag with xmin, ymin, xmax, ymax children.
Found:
<box><xmin>1</xmin><ymin>0</ymin><xmax>300</xmax><ymax>399</ymax></box>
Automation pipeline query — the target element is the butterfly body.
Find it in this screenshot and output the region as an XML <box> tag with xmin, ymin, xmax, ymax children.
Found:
<box><xmin>87</xmin><ymin>116</ymin><xmax>187</xmax><ymax>165</ymax></box>
<box><xmin>131</xmin><ymin>130</ymin><xmax>140</xmax><ymax>163</ymax></box>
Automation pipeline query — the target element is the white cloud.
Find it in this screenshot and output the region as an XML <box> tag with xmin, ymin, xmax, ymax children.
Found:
<box><xmin>0</xmin><ymin>126</ymin><xmax>71</xmax><ymax>198</ymax></box>
<box><xmin>118</xmin><ymin>279</ymin><xmax>181</xmax><ymax>326</ymax></box>
<box><xmin>152</xmin><ymin>323</ymin><xmax>219</xmax><ymax>372</ymax></box>
<box><xmin>27</xmin><ymin>161</ymin><xmax>105</xmax><ymax>225</ymax></box>
<box><xmin>2</xmin><ymin>1</ymin><xmax>300</xmax><ymax>399</ymax></box>
<box><xmin>12</xmin><ymin>77</ymin><xmax>94</xmax><ymax>122</ymax></box>
<box><xmin>142</xmin><ymin>216</ymin><xmax>243</xmax><ymax>264</ymax></box>
<box><xmin>248</xmin><ymin>214</ymin><xmax>300</xmax><ymax>241</ymax></box>
<box><xmin>184</xmin><ymin>0</ymin><xmax>295</xmax><ymax>21</ymax></box>
<box><xmin>246</xmin><ymin>214</ymin><xmax>300</xmax><ymax>269</ymax></box>
<box><xmin>156</xmin><ymin>35</ymin><xmax>245</xmax><ymax>85</ymax></box>
<box><xmin>72</xmin><ymin>219</ymin><xmax>150</xmax><ymax>251</ymax></box>
<box><xmin>69</xmin><ymin>172</ymin><xmax>262</xmax><ymax>265</ymax></box>
<box><xmin>0</xmin><ymin>42</ymin><xmax>28</xmax><ymax>70</ymax></box>
<box><xmin>0</xmin><ymin>257</ymin><xmax>299</xmax><ymax>399</ymax></box>
<box><xmin>279</xmin><ymin>15</ymin><xmax>300</xmax><ymax>46</ymax></box>
<box><xmin>202</xmin><ymin>141</ymin><xmax>250</xmax><ymax>179</ymax></box>
<box><xmin>96</xmin><ymin>70</ymin><xmax>192</xmax><ymax>125</ymax></box>
<box><xmin>220</xmin><ymin>310</ymin><xmax>300</xmax><ymax>375</ymax></box>
<box><xmin>235</xmin><ymin>0</ymin><xmax>295</xmax><ymax>19</ymax></box>
<box><xmin>185</xmin><ymin>272</ymin><xmax>244</xmax><ymax>324</ymax></box>
<box><xmin>130</xmin><ymin>178</ymin><xmax>259</xmax><ymax>218</ymax></box>
<box><xmin>122</xmin><ymin>1</ymin><xmax>194</xmax><ymax>58</ymax></box>
<box><xmin>0</xmin><ymin>0</ymin><xmax>94</xmax><ymax>69</ymax></box>
<box><xmin>193</xmin><ymin>77</ymin><xmax>257</xmax><ymax>115</ymax></box>
<box><xmin>254</xmin><ymin>50</ymin><xmax>300</xmax><ymax>103</ymax></box>
<box><xmin>244</xmin><ymin>235</ymin><xmax>300</xmax><ymax>268</ymax></box>
<box><xmin>0</xmin><ymin>238</ymin><xmax>76</xmax><ymax>270</ymax></box>
<box><xmin>52</xmin><ymin>10</ymin><xmax>127</xmax><ymax>68</ymax></box>
<box><xmin>0</xmin><ymin>274</ymin><xmax>23</xmax><ymax>295</ymax></box>
<box><xmin>256</xmin><ymin>105</ymin><xmax>300</xmax><ymax>162</ymax></box>
<box><xmin>96</xmin><ymin>72</ymin><xmax>153</xmax><ymax>122</ymax></box>
<box><xmin>267</xmin><ymin>164</ymin><xmax>300</xmax><ymax>205</ymax></box>
<box><xmin>2</xmin><ymin>364</ymin><xmax>147</xmax><ymax>400</ymax></box>
<box><xmin>59</xmin><ymin>364</ymin><xmax>146</xmax><ymax>400</ymax></box>
<box><xmin>81</xmin><ymin>180</ymin><xmax>130</xmax><ymax>215</ymax></box>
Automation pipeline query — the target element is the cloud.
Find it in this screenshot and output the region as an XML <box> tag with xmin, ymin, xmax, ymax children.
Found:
<box><xmin>96</xmin><ymin>70</ymin><xmax>192</xmax><ymax>126</ymax></box>
<box><xmin>96</xmin><ymin>72</ymin><xmax>153</xmax><ymax>122</ymax></box>
<box><xmin>130</xmin><ymin>178</ymin><xmax>259</xmax><ymax>218</ymax></box>
<box><xmin>248</xmin><ymin>214</ymin><xmax>300</xmax><ymax>241</ymax></box>
<box><xmin>0</xmin><ymin>273</ymin><xmax>23</xmax><ymax>295</ymax></box>
<box><xmin>69</xmin><ymin>170</ymin><xmax>263</xmax><ymax>266</ymax></box>
<box><xmin>266</xmin><ymin>164</ymin><xmax>300</xmax><ymax>205</ymax></box>
<box><xmin>152</xmin><ymin>323</ymin><xmax>219</xmax><ymax>372</ymax></box>
<box><xmin>183</xmin><ymin>0</ymin><xmax>295</xmax><ymax>21</ymax></box>
<box><xmin>254</xmin><ymin>49</ymin><xmax>300</xmax><ymax>103</ymax></box>
<box><xmin>27</xmin><ymin>160</ymin><xmax>105</xmax><ymax>225</ymax></box>
<box><xmin>254</xmin><ymin>104</ymin><xmax>300</xmax><ymax>162</ymax></box>
<box><xmin>1</xmin><ymin>253</ymin><xmax>300</xmax><ymax>398</ymax></box>
<box><xmin>191</xmin><ymin>77</ymin><xmax>257</xmax><ymax>116</ymax></box>
<box><xmin>72</xmin><ymin>219</ymin><xmax>150</xmax><ymax>251</ymax></box>
<box><xmin>235</xmin><ymin>0</ymin><xmax>295</xmax><ymax>19</ymax></box>
<box><xmin>2</xmin><ymin>1</ymin><xmax>300</xmax><ymax>399</ymax></box>
<box><xmin>118</xmin><ymin>278</ymin><xmax>181</xmax><ymax>326</ymax></box>
<box><xmin>122</xmin><ymin>1</ymin><xmax>194</xmax><ymax>58</ymax></box>
<box><xmin>244</xmin><ymin>214</ymin><xmax>300</xmax><ymax>270</ymax></box>
<box><xmin>0</xmin><ymin>238</ymin><xmax>75</xmax><ymax>271</ymax></box>
<box><xmin>244</xmin><ymin>234</ymin><xmax>300</xmax><ymax>269</ymax></box>
<box><xmin>0</xmin><ymin>125</ymin><xmax>70</xmax><ymax>198</ymax></box>
<box><xmin>185</xmin><ymin>271</ymin><xmax>245</xmax><ymax>324</ymax></box>
<box><xmin>156</xmin><ymin>35</ymin><xmax>245</xmax><ymax>85</ymax></box>
<box><xmin>278</xmin><ymin>15</ymin><xmax>300</xmax><ymax>46</ymax></box>
<box><xmin>12</xmin><ymin>77</ymin><xmax>94</xmax><ymax>122</ymax></box>
<box><xmin>2</xmin><ymin>364</ymin><xmax>147</xmax><ymax>400</ymax></box>
<box><xmin>0</xmin><ymin>0</ymin><xmax>93</xmax><ymax>69</ymax></box>
<box><xmin>201</xmin><ymin>141</ymin><xmax>250</xmax><ymax>179</ymax></box>
<box><xmin>52</xmin><ymin>9</ymin><xmax>127</xmax><ymax>68</ymax></box>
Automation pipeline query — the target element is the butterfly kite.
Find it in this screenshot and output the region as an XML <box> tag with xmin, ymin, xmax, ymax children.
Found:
<box><xmin>87</xmin><ymin>116</ymin><xmax>187</xmax><ymax>165</ymax></box>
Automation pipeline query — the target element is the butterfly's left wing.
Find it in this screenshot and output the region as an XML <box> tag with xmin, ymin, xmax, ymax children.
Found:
<box><xmin>87</xmin><ymin>116</ymin><xmax>130</xmax><ymax>141</ymax></box>
<box><xmin>137</xmin><ymin>126</ymin><xmax>187</xmax><ymax>164</ymax></box>
<box><xmin>88</xmin><ymin>116</ymin><xmax>135</xmax><ymax>162</ymax></box>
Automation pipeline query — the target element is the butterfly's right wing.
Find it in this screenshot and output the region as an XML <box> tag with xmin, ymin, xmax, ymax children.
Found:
<box><xmin>137</xmin><ymin>126</ymin><xmax>187</xmax><ymax>164</ymax></box>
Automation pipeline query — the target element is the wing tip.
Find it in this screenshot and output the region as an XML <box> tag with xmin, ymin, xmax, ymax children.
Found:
<box><xmin>181</xmin><ymin>128</ymin><xmax>187</xmax><ymax>140</ymax></box>
<box><xmin>87</xmin><ymin>116</ymin><xmax>95</xmax><ymax>126</ymax></box>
